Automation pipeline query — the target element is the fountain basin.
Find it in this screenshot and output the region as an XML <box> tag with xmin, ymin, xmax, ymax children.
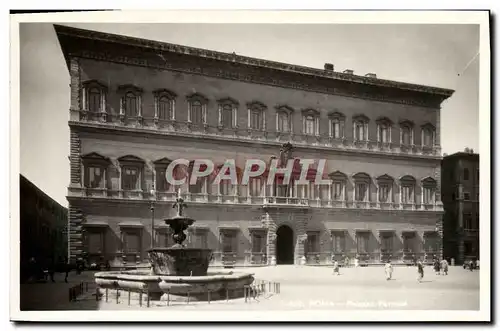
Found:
<box><xmin>95</xmin><ymin>270</ymin><xmax>254</xmax><ymax>301</ymax></box>
<box><xmin>148</xmin><ymin>247</ymin><xmax>212</xmax><ymax>276</ymax></box>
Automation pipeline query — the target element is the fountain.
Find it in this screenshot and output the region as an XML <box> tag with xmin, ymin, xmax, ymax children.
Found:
<box><xmin>94</xmin><ymin>190</ymin><xmax>254</xmax><ymax>302</ymax></box>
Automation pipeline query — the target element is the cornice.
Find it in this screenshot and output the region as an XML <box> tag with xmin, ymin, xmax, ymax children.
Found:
<box><xmin>54</xmin><ymin>24</ymin><xmax>454</xmax><ymax>109</ymax></box>
<box><xmin>68</xmin><ymin>120</ymin><xmax>442</xmax><ymax>163</ymax></box>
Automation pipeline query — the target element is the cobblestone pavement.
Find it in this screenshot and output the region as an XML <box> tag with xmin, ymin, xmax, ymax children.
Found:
<box><xmin>87</xmin><ymin>265</ymin><xmax>479</xmax><ymax>311</ymax></box>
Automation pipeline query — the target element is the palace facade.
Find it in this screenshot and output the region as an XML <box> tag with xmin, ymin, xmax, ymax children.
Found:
<box><xmin>55</xmin><ymin>24</ymin><xmax>454</xmax><ymax>267</ymax></box>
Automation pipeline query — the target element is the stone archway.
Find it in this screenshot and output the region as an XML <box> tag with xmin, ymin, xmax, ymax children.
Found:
<box><xmin>276</xmin><ymin>225</ymin><xmax>294</xmax><ymax>264</ymax></box>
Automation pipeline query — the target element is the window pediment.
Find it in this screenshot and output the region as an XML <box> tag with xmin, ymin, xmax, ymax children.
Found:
<box><xmin>376</xmin><ymin>116</ymin><xmax>393</xmax><ymax>126</ymax></box>
<box><xmin>301</xmin><ymin>108</ymin><xmax>320</xmax><ymax>116</ymax></box>
<box><xmin>399</xmin><ymin>119</ymin><xmax>415</xmax><ymax>128</ymax></box>
<box><xmin>186</xmin><ymin>92</ymin><xmax>208</xmax><ymax>103</ymax></box>
<box><xmin>421</xmin><ymin>176</ymin><xmax>437</xmax><ymax>187</ymax></box>
<box><xmin>352</xmin><ymin>114</ymin><xmax>370</xmax><ymax>123</ymax></box>
<box><xmin>217</xmin><ymin>97</ymin><xmax>239</xmax><ymax>107</ymax></box>
<box><xmin>246</xmin><ymin>101</ymin><xmax>267</xmax><ymax>111</ymax></box>
<box><xmin>153</xmin><ymin>89</ymin><xmax>177</xmax><ymax>99</ymax></box>
<box><xmin>117</xmin><ymin>84</ymin><xmax>143</xmax><ymax>94</ymax></box>
<box><xmin>329</xmin><ymin>170</ymin><xmax>348</xmax><ymax>181</ymax></box>
<box><xmin>81</xmin><ymin>152</ymin><xmax>110</xmax><ymax>163</ymax></box>
<box><xmin>399</xmin><ymin>175</ymin><xmax>416</xmax><ymax>183</ymax></box>
<box><xmin>118</xmin><ymin>155</ymin><xmax>145</xmax><ymax>164</ymax></box>
<box><xmin>328</xmin><ymin>111</ymin><xmax>345</xmax><ymax>120</ymax></box>
<box><xmin>421</xmin><ymin>122</ymin><xmax>436</xmax><ymax>131</ymax></box>
<box><xmin>82</xmin><ymin>80</ymin><xmax>108</xmax><ymax>91</ymax></box>
<box><xmin>376</xmin><ymin>174</ymin><xmax>394</xmax><ymax>182</ymax></box>
<box><xmin>352</xmin><ymin>172</ymin><xmax>371</xmax><ymax>182</ymax></box>
<box><xmin>153</xmin><ymin>157</ymin><xmax>173</xmax><ymax>166</ymax></box>
<box><xmin>275</xmin><ymin>105</ymin><xmax>294</xmax><ymax>114</ymax></box>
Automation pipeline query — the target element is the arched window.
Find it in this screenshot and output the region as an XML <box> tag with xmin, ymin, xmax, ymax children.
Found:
<box><xmin>353</xmin><ymin>115</ymin><xmax>369</xmax><ymax>142</ymax></box>
<box><xmin>302</xmin><ymin>109</ymin><xmax>320</xmax><ymax>136</ymax></box>
<box><xmin>422</xmin><ymin>177</ymin><xmax>437</xmax><ymax>205</ymax></box>
<box><xmin>376</xmin><ymin>117</ymin><xmax>393</xmax><ymax>144</ymax></box>
<box><xmin>153</xmin><ymin>89</ymin><xmax>177</xmax><ymax>121</ymax></box>
<box><xmin>118</xmin><ymin>85</ymin><xmax>143</xmax><ymax>118</ymax></box>
<box><xmin>421</xmin><ymin>123</ymin><xmax>436</xmax><ymax>148</ymax></box>
<box><xmin>400</xmin><ymin>175</ymin><xmax>416</xmax><ymax>204</ymax></box>
<box><xmin>276</xmin><ymin>105</ymin><xmax>294</xmax><ymax>133</ymax></box>
<box><xmin>247</xmin><ymin>101</ymin><xmax>267</xmax><ymax>131</ymax></box>
<box><xmin>218</xmin><ymin>98</ymin><xmax>239</xmax><ymax>129</ymax></box>
<box><xmin>187</xmin><ymin>93</ymin><xmax>208</xmax><ymax>126</ymax></box>
<box><xmin>376</xmin><ymin>174</ymin><xmax>394</xmax><ymax>203</ymax></box>
<box><xmin>328</xmin><ymin>112</ymin><xmax>345</xmax><ymax>139</ymax></box>
<box><xmin>82</xmin><ymin>80</ymin><xmax>107</xmax><ymax>113</ymax></box>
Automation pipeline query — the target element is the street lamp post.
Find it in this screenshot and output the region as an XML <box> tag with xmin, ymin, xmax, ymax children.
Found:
<box><xmin>150</xmin><ymin>187</ymin><xmax>155</xmax><ymax>249</ymax></box>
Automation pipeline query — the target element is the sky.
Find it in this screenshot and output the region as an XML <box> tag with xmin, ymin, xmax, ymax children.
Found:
<box><xmin>19</xmin><ymin>22</ymin><xmax>480</xmax><ymax>207</ymax></box>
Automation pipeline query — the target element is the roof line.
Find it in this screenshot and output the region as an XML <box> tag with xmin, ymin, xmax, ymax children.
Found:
<box><xmin>53</xmin><ymin>24</ymin><xmax>454</xmax><ymax>98</ymax></box>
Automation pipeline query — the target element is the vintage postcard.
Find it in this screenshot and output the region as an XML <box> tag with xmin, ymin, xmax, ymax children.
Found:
<box><xmin>10</xmin><ymin>10</ymin><xmax>491</xmax><ymax>322</ymax></box>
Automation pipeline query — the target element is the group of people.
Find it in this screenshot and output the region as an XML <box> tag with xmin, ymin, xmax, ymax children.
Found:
<box><xmin>332</xmin><ymin>257</ymin><xmax>452</xmax><ymax>282</ymax></box>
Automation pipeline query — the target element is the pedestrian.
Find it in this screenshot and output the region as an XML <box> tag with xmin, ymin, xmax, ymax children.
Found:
<box><xmin>433</xmin><ymin>259</ymin><xmax>440</xmax><ymax>275</ymax></box>
<box><xmin>384</xmin><ymin>260</ymin><xmax>393</xmax><ymax>280</ymax></box>
<box><xmin>440</xmin><ymin>258</ymin><xmax>449</xmax><ymax>275</ymax></box>
<box><xmin>354</xmin><ymin>257</ymin><xmax>359</xmax><ymax>268</ymax></box>
<box><xmin>344</xmin><ymin>256</ymin><xmax>350</xmax><ymax>268</ymax></box>
<box><xmin>468</xmin><ymin>260</ymin><xmax>474</xmax><ymax>272</ymax></box>
<box><xmin>333</xmin><ymin>260</ymin><xmax>340</xmax><ymax>275</ymax></box>
<box><xmin>48</xmin><ymin>258</ymin><xmax>55</xmax><ymax>283</ymax></box>
<box><xmin>64</xmin><ymin>258</ymin><xmax>70</xmax><ymax>283</ymax></box>
<box><xmin>417</xmin><ymin>260</ymin><xmax>424</xmax><ymax>282</ymax></box>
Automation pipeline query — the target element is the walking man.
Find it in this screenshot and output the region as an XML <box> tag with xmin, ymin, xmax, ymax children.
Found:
<box><xmin>440</xmin><ymin>258</ymin><xmax>449</xmax><ymax>275</ymax></box>
<box><xmin>384</xmin><ymin>260</ymin><xmax>393</xmax><ymax>280</ymax></box>
<box><xmin>333</xmin><ymin>260</ymin><xmax>340</xmax><ymax>276</ymax></box>
<box><xmin>433</xmin><ymin>259</ymin><xmax>440</xmax><ymax>275</ymax></box>
<box><xmin>417</xmin><ymin>260</ymin><xmax>424</xmax><ymax>282</ymax></box>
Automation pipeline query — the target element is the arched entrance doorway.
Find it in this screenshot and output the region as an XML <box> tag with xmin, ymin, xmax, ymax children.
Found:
<box><xmin>276</xmin><ymin>225</ymin><xmax>294</xmax><ymax>264</ymax></box>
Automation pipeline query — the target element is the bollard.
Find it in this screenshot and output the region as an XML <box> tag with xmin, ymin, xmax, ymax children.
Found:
<box><xmin>95</xmin><ymin>287</ymin><xmax>99</xmax><ymax>302</ymax></box>
<box><xmin>207</xmin><ymin>290</ymin><xmax>211</xmax><ymax>304</ymax></box>
<box><xmin>226</xmin><ymin>288</ymin><xmax>229</xmax><ymax>302</ymax></box>
<box><xmin>167</xmin><ymin>290</ymin><xmax>170</xmax><ymax>306</ymax></box>
<box><xmin>277</xmin><ymin>283</ymin><xmax>280</xmax><ymax>294</ymax></box>
<box><xmin>269</xmin><ymin>282</ymin><xmax>271</xmax><ymax>292</ymax></box>
<box><xmin>128</xmin><ymin>290</ymin><xmax>131</xmax><ymax>306</ymax></box>
<box><xmin>187</xmin><ymin>291</ymin><xmax>190</xmax><ymax>304</ymax></box>
<box><xmin>116</xmin><ymin>289</ymin><xmax>119</xmax><ymax>304</ymax></box>
<box><xmin>139</xmin><ymin>292</ymin><xmax>142</xmax><ymax>307</ymax></box>
<box><xmin>69</xmin><ymin>288</ymin><xmax>72</xmax><ymax>301</ymax></box>
<box><xmin>105</xmin><ymin>288</ymin><xmax>108</xmax><ymax>302</ymax></box>
<box><xmin>244</xmin><ymin>286</ymin><xmax>248</xmax><ymax>303</ymax></box>
<box><xmin>147</xmin><ymin>291</ymin><xmax>150</xmax><ymax>308</ymax></box>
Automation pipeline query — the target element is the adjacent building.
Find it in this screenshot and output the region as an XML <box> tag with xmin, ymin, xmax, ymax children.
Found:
<box><xmin>442</xmin><ymin>149</ymin><xmax>480</xmax><ymax>264</ymax></box>
<box><xmin>55</xmin><ymin>24</ymin><xmax>454</xmax><ymax>267</ymax></box>
<box><xmin>20</xmin><ymin>174</ymin><xmax>68</xmax><ymax>280</ymax></box>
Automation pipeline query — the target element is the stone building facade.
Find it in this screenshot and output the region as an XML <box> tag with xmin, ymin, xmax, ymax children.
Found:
<box><xmin>441</xmin><ymin>149</ymin><xmax>480</xmax><ymax>264</ymax></box>
<box><xmin>20</xmin><ymin>174</ymin><xmax>68</xmax><ymax>280</ymax></box>
<box><xmin>55</xmin><ymin>24</ymin><xmax>454</xmax><ymax>267</ymax></box>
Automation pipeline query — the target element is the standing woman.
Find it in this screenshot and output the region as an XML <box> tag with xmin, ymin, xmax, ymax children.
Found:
<box><xmin>384</xmin><ymin>260</ymin><xmax>393</xmax><ymax>280</ymax></box>
<box><xmin>417</xmin><ymin>260</ymin><xmax>424</xmax><ymax>282</ymax></box>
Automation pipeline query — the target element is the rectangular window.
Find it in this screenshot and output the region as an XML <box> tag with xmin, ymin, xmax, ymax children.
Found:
<box><xmin>191</xmin><ymin>103</ymin><xmax>203</xmax><ymax>125</ymax></box>
<box><xmin>356</xmin><ymin>233</ymin><xmax>368</xmax><ymax>253</ymax></box>
<box><xmin>222</xmin><ymin>231</ymin><xmax>237</xmax><ymax>253</ymax></box>
<box><xmin>156</xmin><ymin>231</ymin><xmax>172</xmax><ymax>247</ymax></box>
<box><xmin>122</xmin><ymin>167</ymin><xmax>140</xmax><ymax>190</ymax></box>
<box><xmin>355</xmin><ymin>183</ymin><xmax>367</xmax><ymax>201</ymax></box>
<box><xmin>304</xmin><ymin>116</ymin><xmax>316</xmax><ymax>135</ymax></box>
<box><xmin>464</xmin><ymin>213</ymin><xmax>473</xmax><ymax>229</ymax></box>
<box><xmin>332</xmin><ymin>232</ymin><xmax>345</xmax><ymax>253</ymax></box>
<box><xmin>424</xmin><ymin>234</ymin><xmax>438</xmax><ymax>252</ymax></box>
<box><xmin>380</xmin><ymin>234</ymin><xmax>393</xmax><ymax>252</ymax></box>
<box><xmin>401</xmin><ymin>185</ymin><xmax>413</xmax><ymax>203</ymax></box>
<box><xmin>403</xmin><ymin>234</ymin><xmax>415</xmax><ymax>252</ymax></box>
<box><xmin>222</xmin><ymin>106</ymin><xmax>233</xmax><ymax>128</ymax></box>
<box><xmin>220</xmin><ymin>180</ymin><xmax>232</xmax><ymax>195</ymax></box>
<box><xmin>402</xmin><ymin>128</ymin><xmax>411</xmax><ymax>145</ymax></box>
<box><xmin>190</xmin><ymin>178</ymin><xmax>203</xmax><ymax>194</ymax></box>
<box><xmin>251</xmin><ymin>232</ymin><xmax>266</xmax><ymax>253</ymax></box>
<box><xmin>318</xmin><ymin>185</ymin><xmax>329</xmax><ymax>200</ymax></box>
<box><xmin>379</xmin><ymin>126</ymin><xmax>389</xmax><ymax>143</ymax></box>
<box><xmin>87</xmin><ymin>166</ymin><xmax>104</xmax><ymax>188</ymax></box>
<box><xmin>379</xmin><ymin>184</ymin><xmax>389</xmax><ymax>202</ymax></box>
<box><xmin>156</xmin><ymin>168</ymin><xmax>169</xmax><ymax>192</ymax></box>
<box><xmin>88</xmin><ymin>231</ymin><xmax>103</xmax><ymax>254</ymax></box>
<box><xmin>463</xmin><ymin>192</ymin><xmax>471</xmax><ymax>201</ymax></box>
<box><xmin>306</xmin><ymin>232</ymin><xmax>320</xmax><ymax>254</ymax></box>
<box><xmin>250</xmin><ymin>110</ymin><xmax>262</xmax><ymax>130</ymax></box>
<box><xmin>296</xmin><ymin>184</ymin><xmax>309</xmax><ymax>199</ymax></box>
<box><xmin>192</xmin><ymin>231</ymin><xmax>208</xmax><ymax>249</ymax></box>
<box><xmin>332</xmin><ymin>181</ymin><xmax>343</xmax><ymax>200</ymax></box>
<box><xmin>355</xmin><ymin>123</ymin><xmax>365</xmax><ymax>141</ymax></box>
<box><xmin>423</xmin><ymin>187</ymin><xmax>434</xmax><ymax>204</ymax></box>
<box><xmin>278</xmin><ymin>113</ymin><xmax>289</xmax><ymax>132</ymax></box>
<box><xmin>125</xmin><ymin>93</ymin><xmax>138</xmax><ymax>117</ymax></box>
<box><xmin>332</xmin><ymin>120</ymin><xmax>341</xmax><ymax>139</ymax></box>
<box><xmin>123</xmin><ymin>231</ymin><xmax>140</xmax><ymax>253</ymax></box>
<box><xmin>249</xmin><ymin>178</ymin><xmax>262</xmax><ymax>197</ymax></box>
